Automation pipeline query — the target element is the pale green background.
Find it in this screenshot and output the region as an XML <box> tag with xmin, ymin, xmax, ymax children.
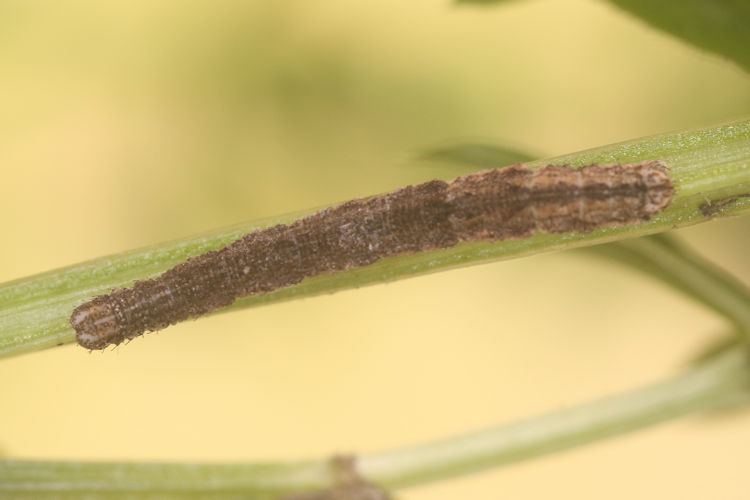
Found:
<box><xmin>1</xmin><ymin>1</ymin><xmax>750</xmax><ymax>498</ymax></box>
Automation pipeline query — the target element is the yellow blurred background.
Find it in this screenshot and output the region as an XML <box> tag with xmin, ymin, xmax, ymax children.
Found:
<box><xmin>1</xmin><ymin>0</ymin><xmax>750</xmax><ymax>498</ymax></box>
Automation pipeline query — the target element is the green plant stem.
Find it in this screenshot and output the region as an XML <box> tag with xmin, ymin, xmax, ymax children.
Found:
<box><xmin>2</xmin><ymin>347</ymin><xmax>748</xmax><ymax>498</ymax></box>
<box><xmin>361</xmin><ymin>346</ymin><xmax>750</xmax><ymax>488</ymax></box>
<box><xmin>584</xmin><ymin>234</ymin><xmax>750</xmax><ymax>335</ymax></box>
<box><xmin>0</xmin><ymin>460</ymin><xmax>330</xmax><ymax>500</ymax></box>
<box><xmin>1</xmin><ymin>118</ymin><xmax>749</xmax><ymax>358</ymax></box>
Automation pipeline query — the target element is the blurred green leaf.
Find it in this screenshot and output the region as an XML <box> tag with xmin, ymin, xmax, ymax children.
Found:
<box><xmin>455</xmin><ymin>0</ymin><xmax>750</xmax><ymax>72</ymax></box>
<box><xmin>418</xmin><ymin>142</ymin><xmax>535</xmax><ymax>172</ymax></box>
<box><xmin>691</xmin><ymin>334</ymin><xmax>745</xmax><ymax>364</ymax></box>
<box><xmin>603</xmin><ymin>0</ymin><xmax>750</xmax><ymax>71</ymax></box>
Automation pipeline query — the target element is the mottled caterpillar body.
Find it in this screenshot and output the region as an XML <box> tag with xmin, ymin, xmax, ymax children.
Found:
<box><xmin>71</xmin><ymin>161</ymin><xmax>674</xmax><ymax>349</ymax></box>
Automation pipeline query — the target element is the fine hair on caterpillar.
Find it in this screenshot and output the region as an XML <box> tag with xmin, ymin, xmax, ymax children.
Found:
<box><xmin>71</xmin><ymin>161</ymin><xmax>674</xmax><ymax>350</ymax></box>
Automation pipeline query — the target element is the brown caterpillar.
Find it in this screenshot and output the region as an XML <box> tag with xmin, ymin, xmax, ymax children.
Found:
<box><xmin>71</xmin><ymin>161</ymin><xmax>674</xmax><ymax>349</ymax></box>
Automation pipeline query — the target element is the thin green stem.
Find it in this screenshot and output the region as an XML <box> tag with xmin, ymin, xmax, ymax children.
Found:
<box><xmin>360</xmin><ymin>346</ymin><xmax>750</xmax><ymax>488</ymax></box>
<box><xmin>0</xmin><ymin>459</ymin><xmax>331</xmax><ymax>500</ymax></box>
<box><xmin>583</xmin><ymin>234</ymin><xmax>750</xmax><ymax>335</ymax></box>
<box><xmin>2</xmin><ymin>347</ymin><xmax>748</xmax><ymax>498</ymax></box>
<box><xmin>1</xmin><ymin>118</ymin><xmax>749</xmax><ymax>358</ymax></box>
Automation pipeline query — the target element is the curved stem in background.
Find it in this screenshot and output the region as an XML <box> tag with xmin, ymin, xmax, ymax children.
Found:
<box><xmin>361</xmin><ymin>346</ymin><xmax>750</xmax><ymax>489</ymax></box>
<box><xmin>2</xmin><ymin>346</ymin><xmax>748</xmax><ymax>498</ymax></box>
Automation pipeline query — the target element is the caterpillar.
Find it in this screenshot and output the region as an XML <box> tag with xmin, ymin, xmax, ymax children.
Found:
<box><xmin>71</xmin><ymin>161</ymin><xmax>674</xmax><ymax>349</ymax></box>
